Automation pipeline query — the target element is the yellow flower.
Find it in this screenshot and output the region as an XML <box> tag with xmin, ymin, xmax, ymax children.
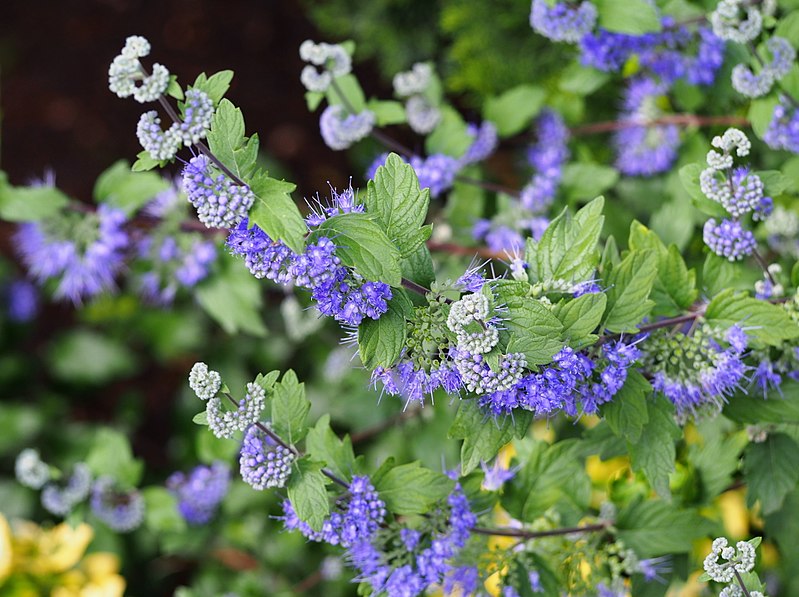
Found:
<box><xmin>13</xmin><ymin>520</ymin><xmax>94</xmax><ymax>576</ymax></box>
<box><xmin>0</xmin><ymin>515</ymin><xmax>13</xmax><ymax>584</ymax></box>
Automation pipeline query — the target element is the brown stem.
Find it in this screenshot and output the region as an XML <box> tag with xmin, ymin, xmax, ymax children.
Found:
<box><xmin>752</xmin><ymin>247</ymin><xmax>777</xmax><ymax>286</ymax></box>
<box><xmin>732</xmin><ymin>567</ymin><xmax>753</xmax><ymax>597</ymax></box>
<box><xmin>471</xmin><ymin>521</ymin><xmax>609</xmax><ymax>540</ymax></box>
<box><xmin>426</xmin><ymin>240</ymin><xmax>505</xmax><ymax>260</ymax></box>
<box><xmin>569</xmin><ymin>114</ymin><xmax>750</xmax><ymax>136</ymax></box>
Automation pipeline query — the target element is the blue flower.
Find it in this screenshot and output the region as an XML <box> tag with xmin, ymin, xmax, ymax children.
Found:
<box><xmin>530</xmin><ymin>0</ymin><xmax>598</xmax><ymax>43</ymax></box>
<box><xmin>166</xmin><ymin>462</ymin><xmax>230</xmax><ymax>525</ymax></box>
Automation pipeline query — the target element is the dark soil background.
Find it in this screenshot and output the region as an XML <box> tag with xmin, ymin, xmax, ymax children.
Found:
<box><xmin>0</xmin><ymin>0</ymin><xmax>356</xmax><ymax>201</ymax></box>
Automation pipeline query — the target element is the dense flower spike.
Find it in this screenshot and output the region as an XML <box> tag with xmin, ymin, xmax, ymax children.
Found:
<box><xmin>189</xmin><ymin>362</ymin><xmax>222</xmax><ymax>400</ymax></box>
<box><xmin>710</xmin><ymin>0</ymin><xmax>763</xmax><ymax>44</ymax></box>
<box><xmin>410</xmin><ymin>154</ymin><xmax>460</xmax><ymax>198</ymax></box>
<box><xmin>166</xmin><ymin>462</ymin><xmax>230</xmax><ymax>525</ymax></box>
<box><xmin>137</xmin><ymin>111</ymin><xmax>182</xmax><ymax>160</ymax></box>
<box><xmin>319</xmin><ymin>105</ymin><xmax>376</xmax><ymax>150</ymax></box>
<box><xmin>764</xmin><ymin>96</ymin><xmax>799</xmax><ymax>153</ymax></box>
<box><xmin>522</xmin><ymin>109</ymin><xmax>569</xmax><ymax>213</ymax></box>
<box><xmin>108</xmin><ymin>36</ymin><xmax>170</xmax><ymax>103</ymax></box>
<box><xmin>40</xmin><ymin>463</ymin><xmax>92</xmax><ymax>516</ymax></box>
<box><xmin>529</xmin><ymin>0</ymin><xmax>598</xmax><ymax>43</ymax></box>
<box><xmin>136</xmin><ymin>233</ymin><xmax>216</xmax><ymax>304</ymax></box>
<box><xmin>206</xmin><ymin>382</ymin><xmax>266</xmax><ymax>439</ymax></box>
<box><xmin>700</xmin><ymin>167</ymin><xmax>764</xmax><ymax>218</ymax></box>
<box><xmin>731</xmin><ymin>37</ymin><xmax>795</xmax><ymax>98</ymax></box>
<box><xmin>614</xmin><ymin>78</ymin><xmax>679</xmax><ymax>176</ymax></box>
<box><xmin>227</xmin><ymin>219</ymin><xmax>294</xmax><ymax>281</ymax></box>
<box><xmin>703</xmin><ymin>218</ymin><xmax>756</xmax><ymax>261</ymax></box>
<box><xmin>16</xmin><ymin>205</ymin><xmax>129</xmax><ymax>304</ymax></box>
<box><xmin>15</xmin><ymin>449</ymin><xmax>50</xmax><ymax>490</ymax></box>
<box><xmin>461</xmin><ymin>121</ymin><xmax>498</xmax><ymax>165</ymax></box>
<box><xmin>175</xmin><ymin>88</ymin><xmax>215</xmax><ymax>145</ymax></box>
<box><xmin>239</xmin><ymin>426</ymin><xmax>296</xmax><ymax>490</ymax></box>
<box><xmin>703</xmin><ymin>537</ymin><xmax>756</xmax><ymax>583</ymax></box>
<box><xmin>90</xmin><ymin>477</ymin><xmax>145</xmax><ymax>532</ymax></box>
<box><xmin>182</xmin><ymin>155</ymin><xmax>255</xmax><ymax>229</ymax></box>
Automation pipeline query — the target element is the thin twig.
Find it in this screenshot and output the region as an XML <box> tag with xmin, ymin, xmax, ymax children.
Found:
<box><xmin>569</xmin><ymin>114</ymin><xmax>750</xmax><ymax>136</ymax></box>
<box><xmin>471</xmin><ymin>522</ymin><xmax>609</xmax><ymax>540</ymax></box>
<box><xmin>752</xmin><ymin>247</ymin><xmax>777</xmax><ymax>286</ymax></box>
<box><xmin>732</xmin><ymin>567</ymin><xmax>753</xmax><ymax>597</ymax></box>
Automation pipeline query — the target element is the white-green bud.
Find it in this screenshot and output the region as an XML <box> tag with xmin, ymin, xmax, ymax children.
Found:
<box><xmin>189</xmin><ymin>362</ymin><xmax>222</xmax><ymax>400</ymax></box>
<box><xmin>15</xmin><ymin>448</ymin><xmax>50</xmax><ymax>489</ymax></box>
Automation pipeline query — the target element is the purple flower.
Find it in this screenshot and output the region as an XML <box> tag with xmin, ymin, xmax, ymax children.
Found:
<box><xmin>136</xmin><ymin>233</ymin><xmax>216</xmax><ymax>304</ymax></box>
<box><xmin>703</xmin><ymin>218</ymin><xmax>756</xmax><ymax>261</ymax></box>
<box><xmin>166</xmin><ymin>462</ymin><xmax>230</xmax><ymax>525</ymax></box>
<box><xmin>522</xmin><ymin>109</ymin><xmax>569</xmax><ymax>213</ymax></box>
<box><xmin>15</xmin><ymin>205</ymin><xmax>129</xmax><ymax>304</ymax></box>
<box><xmin>6</xmin><ymin>279</ymin><xmax>38</xmax><ymax>322</ymax></box>
<box><xmin>90</xmin><ymin>477</ymin><xmax>145</xmax><ymax>532</ymax></box>
<box><xmin>410</xmin><ymin>154</ymin><xmax>460</xmax><ymax>198</ymax></box>
<box><xmin>461</xmin><ymin>121</ymin><xmax>498</xmax><ymax>165</ymax></box>
<box><xmin>764</xmin><ymin>96</ymin><xmax>799</xmax><ymax>153</ymax></box>
<box><xmin>239</xmin><ymin>426</ymin><xmax>296</xmax><ymax>490</ymax></box>
<box><xmin>320</xmin><ymin>105</ymin><xmax>375</xmax><ymax>150</ymax></box>
<box><xmin>530</xmin><ymin>0</ymin><xmax>598</xmax><ymax>43</ymax></box>
<box><xmin>182</xmin><ymin>155</ymin><xmax>255</xmax><ymax>229</ymax></box>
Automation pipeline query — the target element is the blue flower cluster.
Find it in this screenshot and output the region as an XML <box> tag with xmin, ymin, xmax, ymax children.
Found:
<box><xmin>137</xmin><ymin>88</ymin><xmax>214</xmax><ymax>161</ymax></box>
<box><xmin>16</xmin><ymin>205</ymin><xmax>129</xmax><ymax>305</ymax></box>
<box><xmin>182</xmin><ymin>155</ymin><xmax>255</xmax><ymax>229</ymax></box>
<box><xmin>90</xmin><ymin>477</ymin><xmax>146</xmax><ymax>532</ymax></box>
<box><xmin>135</xmin><ymin>233</ymin><xmax>216</xmax><ymax>304</ymax></box>
<box><xmin>764</xmin><ymin>96</ymin><xmax>799</xmax><ymax>154</ymax></box>
<box><xmin>5</xmin><ymin>279</ymin><xmax>38</xmax><ymax>323</ymax></box>
<box><xmin>649</xmin><ymin>326</ymin><xmax>748</xmax><ymax>421</ymax></box>
<box><xmin>227</xmin><ymin>188</ymin><xmax>392</xmax><ymax>327</ymax></box>
<box><xmin>239</xmin><ymin>425</ymin><xmax>296</xmax><ymax>490</ymax></box>
<box><xmin>579</xmin><ymin>18</ymin><xmax>725</xmax><ymax>87</ymax></box>
<box><xmin>613</xmin><ymin>78</ymin><xmax>680</xmax><ymax>177</ymax></box>
<box><xmin>530</xmin><ymin>0</ymin><xmax>597</xmax><ymax>43</ymax></box>
<box><xmin>478</xmin><ymin>341</ymin><xmax>641</xmax><ymax>418</ymax></box>
<box><xmin>41</xmin><ymin>463</ymin><xmax>92</xmax><ymax>516</ymax></box>
<box><xmin>474</xmin><ymin>110</ymin><xmax>568</xmax><ymax>251</ymax></box>
<box><xmin>320</xmin><ymin>105</ymin><xmax>376</xmax><ymax>150</ymax></box>
<box><xmin>166</xmin><ymin>462</ymin><xmax>230</xmax><ymax>525</ymax></box>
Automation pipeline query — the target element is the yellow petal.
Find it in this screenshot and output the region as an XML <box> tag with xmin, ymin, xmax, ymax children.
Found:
<box><xmin>0</xmin><ymin>514</ymin><xmax>13</xmax><ymax>584</ymax></box>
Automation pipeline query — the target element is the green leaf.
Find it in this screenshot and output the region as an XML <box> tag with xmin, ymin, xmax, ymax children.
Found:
<box><xmin>749</xmin><ymin>96</ymin><xmax>780</xmax><ymax>139</ymax></box>
<box><xmin>248</xmin><ymin>172</ymin><xmax>306</xmax><ymax>255</ymax></box>
<box><xmin>702</xmin><ymin>253</ymin><xmax>736</xmax><ymax>296</ymax></box>
<box><xmin>553</xmin><ymin>293</ymin><xmax>607</xmax><ymax>346</ymax></box>
<box><xmin>358</xmin><ymin>294</ymin><xmax>410</xmax><ymax>369</ymax></box>
<box><xmin>196</xmin><ymin>428</ymin><xmax>239</xmax><ymax>464</ymax></box>
<box><xmin>165</xmin><ymin>76</ymin><xmax>184</xmax><ymax>101</ymax></box>
<box><xmin>627</xmin><ymin>396</ymin><xmax>681</xmax><ymax>500</ymax></box>
<box><xmin>192</xmin><ymin>70</ymin><xmax>234</xmax><ymax>105</ymax></box>
<box><xmin>558</xmin><ymin>63</ymin><xmax>609</xmax><ymax>95</ymax></box>
<box><xmin>305</xmin><ymin>415</ymin><xmax>357</xmax><ymax>482</ymax></box>
<box><xmin>48</xmin><ymin>330</ymin><xmax>138</xmax><ymax>385</ymax></box>
<box><xmin>366</xmin><ymin>99</ymin><xmax>406</xmax><ymax>126</ymax></box>
<box><xmin>758</xmin><ymin>170</ymin><xmax>791</xmax><ymax>197</ymax></box>
<box><xmin>142</xmin><ymin>487</ymin><xmax>187</xmax><ymax>533</ymax></box>
<box><xmin>287</xmin><ymin>457</ymin><xmax>330</xmax><ymax>532</ymax></box>
<box><xmin>85</xmin><ymin>429</ymin><xmax>143</xmax><ymax>487</ymax></box>
<box><xmin>501</xmin><ymin>439</ymin><xmax>590</xmax><ymax>522</ymax></box>
<box><xmin>206</xmin><ymin>99</ymin><xmax>259</xmax><ymax>181</ymax></box>
<box><xmin>526</xmin><ymin>196</ymin><xmax>605</xmax><ymax>285</ymax></box>
<box><xmin>595</xmin><ymin>0</ymin><xmax>662</xmax><ymax>34</ymax></box>
<box><xmin>725</xmin><ymin>380</ymin><xmax>799</xmax><ymax>423</ymax></box>
<box><xmin>401</xmin><ymin>244</ymin><xmax>435</xmax><ymax>292</ymax></box>
<box><xmin>705</xmin><ymin>289</ymin><xmax>799</xmax><ymax>346</ymax></box>
<box><xmin>425</xmin><ymin>105</ymin><xmax>472</xmax><ymax>156</ymax></box>
<box><xmin>560</xmin><ymin>163</ymin><xmax>619</xmax><ymax>202</ymax></box>
<box><xmin>690</xmin><ymin>426</ymin><xmax>748</xmax><ymax>501</ymax></box>
<box><xmin>271</xmin><ymin>370</ymin><xmax>310</xmax><ymax>443</ymax></box>
<box><xmin>93</xmin><ymin>160</ymin><xmax>170</xmax><ymax>215</ymax></box>
<box><xmin>195</xmin><ymin>255</ymin><xmax>267</xmax><ymax>336</ymax></box>
<box><xmin>326</xmin><ymin>74</ymin><xmax>366</xmax><ymax>112</ymax></box>
<box><xmin>602</xmin><ymin>250</ymin><xmax>657</xmax><ymax>333</ymax></box>
<box><xmin>775</xmin><ymin>11</ymin><xmax>799</xmax><ymax>46</ymax></box>
<box><xmin>501</xmin><ymin>296</ymin><xmax>564</xmax><ymax>365</ymax></box>
<box><xmin>0</xmin><ymin>180</ymin><xmax>70</xmax><ymax>222</ymax></box>
<box><xmin>305</xmin><ymin>91</ymin><xmax>324</xmax><ymax>112</ymax></box>
<box><xmin>311</xmin><ymin>213</ymin><xmax>402</xmax><ymax>285</ymax></box>
<box><xmin>365</xmin><ymin>153</ymin><xmax>431</xmax><ymax>256</ymax></box>
<box><xmin>744</xmin><ymin>433</ymin><xmax>799</xmax><ymax>515</ymax></box>
<box><xmin>628</xmin><ymin>221</ymin><xmax>697</xmax><ymax>315</ymax></box>
<box><xmin>192</xmin><ymin>411</ymin><xmax>208</xmax><ymax>426</ymax></box>
<box><xmin>483</xmin><ymin>85</ymin><xmax>546</xmax><ymax>137</ymax></box>
<box><xmin>373</xmin><ymin>462</ymin><xmax>455</xmax><ymax>515</ymax></box>
<box><xmin>615</xmin><ymin>499</ymin><xmax>714</xmax><ymax>558</ymax></box>
<box><xmin>450</xmin><ymin>400</ymin><xmax>516</xmax><ymax>475</ymax></box>
<box><xmin>601</xmin><ymin>371</ymin><xmax>651</xmax><ymax>444</ymax></box>
<box><xmin>131</xmin><ymin>150</ymin><xmax>162</xmax><ymax>172</ymax></box>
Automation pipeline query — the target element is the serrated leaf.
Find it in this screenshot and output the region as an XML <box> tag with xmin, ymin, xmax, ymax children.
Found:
<box><xmin>311</xmin><ymin>213</ymin><xmax>402</xmax><ymax>285</ymax></box>
<box><xmin>305</xmin><ymin>415</ymin><xmax>357</xmax><ymax>483</ymax></box>
<box><xmin>358</xmin><ymin>294</ymin><xmax>409</xmax><ymax>369</ymax></box>
<box><xmin>705</xmin><ymin>289</ymin><xmax>799</xmax><ymax>346</ymax></box>
<box><xmin>601</xmin><ymin>370</ymin><xmax>650</xmax><ymax>444</ymax></box>
<box><xmin>449</xmin><ymin>400</ymin><xmax>515</xmax><ymax>475</ymax></box>
<box><xmin>527</xmin><ymin>196</ymin><xmax>605</xmax><ymax>285</ymax></box>
<box><xmin>287</xmin><ymin>457</ymin><xmax>329</xmax><ymax>532</ymax></box>
<box><xmin>365</xmin><ymin>153</ymin><xmax>431</xmax><ymax>256</ymax></box>
<box><xmin>131</xmin><ymin>150</ymin><xmax>162</xmax><ymax>172</ymax></box>
<box><xmin>602</xmin><ymin>250</ymin><xmax>657</xmax><ymax>333</ymax></box>
<box><xmin>553</xmin><ymin>292</ymin><xmax>607</xmax><ymax>345</ymax></box>
<box><xmin>247</xmin><ymin>173</ymin><xmax>306</xmax><ymax>255</ymax></box>
<box><xmin>616</xmin><ymin>499</ymin><xmax>714</xmax><ymax>558</ymax></box>
<box><xmin>560</xmin><ymin>163</ymin><xmax>619</xmax><ymax>202</ymax></box>
<box><xmin>744</xmin><ymin>433</ymin><xmax>799</xmax><ymax>514</ymax></box>
<box><xmin>502</xmin><ymin>295</ymin><xmax>564</xmax><ymax>365</ymax></box>
<box><xmin>271</xmin><ymin>370</ymin><xmax>310</xmax><ymax>443</ymax></box>
<box><xmin>725</xmin><ymin>380</ymin><xmax>799</xmax><ymax>423</ymax></box>
<box><xmin>627</xmin><ymin>396</ymin><xmax>680</xmax><ymax>500</ymax></box>
<box><xmin>483</xmin><ymin>85</ymin><xmax>546</xmax><ymax>137</ymax></box>
<box><xmin>702</xmin><ymin>253</ymin><xmax>736</xmax><ymax>296</ymax></box>
<box><xmin>373</xmin><ymin>462</ymin><xmax>455</xmax><ymax>515</ymax></box>
<box><xmin>192</xmin><ymin>70</ymin><xmax>234</xmax><ymax>105</ymax></box>
<box><xmin>93</xmin><ymin>160</ymin><xmax>170</xmax><ymax>215</ymax></box>
<box><xmin>401</xmin><ymin>244</ymin><xmax>435</xmax><ymax>292</ymax></box>
<box><xmin>206</xmin><ymin>99</ymin><xmax>259</xmax><ymax>181</ymax></box>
